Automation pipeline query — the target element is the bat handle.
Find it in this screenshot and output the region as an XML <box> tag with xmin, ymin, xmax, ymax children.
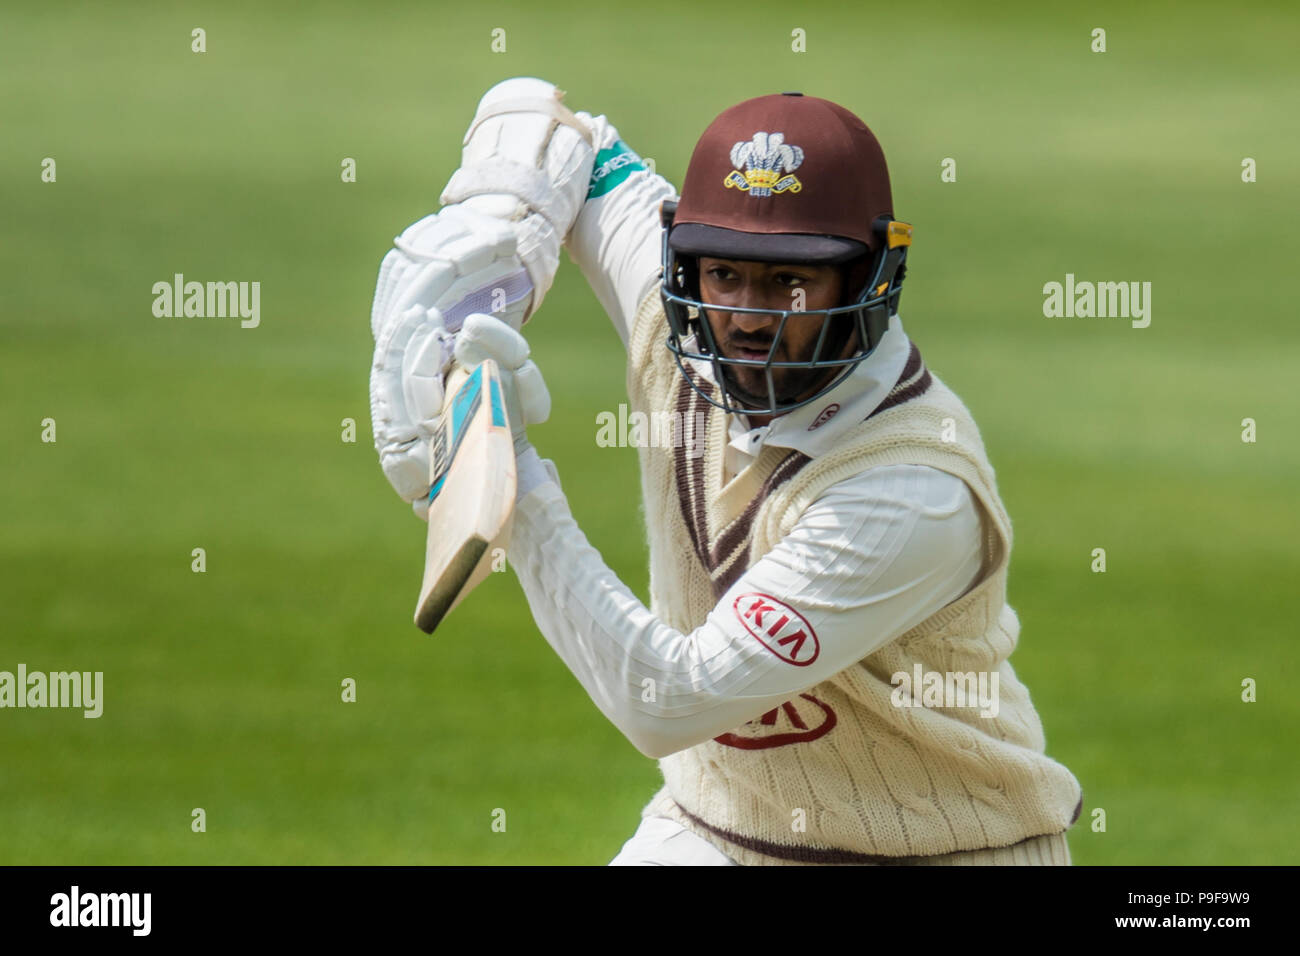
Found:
<box><xmin>442</xmin><ymin>361</ymin><xmax>472</xmax><ymax>400</ymax></box>
<box><xmin>428</xmin><ymin>361</ymin><xmax>476</xmax><ymax>492</ymax></box>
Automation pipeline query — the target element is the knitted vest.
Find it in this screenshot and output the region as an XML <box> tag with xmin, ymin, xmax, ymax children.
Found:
<box><xmin>626</xmin><ymin>291</ymin><xmax>1082</xmax><ymax>865</ymax></box>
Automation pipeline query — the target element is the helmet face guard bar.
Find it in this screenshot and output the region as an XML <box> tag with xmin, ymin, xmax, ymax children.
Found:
<box><xmin>658</xmin><ymin>201</ymin><xmax>912</xmax><ymax>417</ymax></box>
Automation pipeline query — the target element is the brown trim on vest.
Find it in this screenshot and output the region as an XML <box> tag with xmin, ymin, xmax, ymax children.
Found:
<box><xmin>671</xmin><ymin>367</ymin><xmax>813</xmax><ymax>600</ymax></box>
<box><xmin>867</xmin><ymin>342</ymin><xmax>933</xmax><ymax>420</ymax></box>
<box><xmin>673</xmin><ymin>372</ymin><xmax>711</xmax><ymax>573</ymax></box>
<box><xmin>673</xmin><ymin>800</ymin><xmax>1072</xmax><ymax>866</ymax></box>
<box><xmin>875</xmin><ymin>368</ymin><xmax>934</xmax><ymax>415</ymax></box>
<box><xmin>898</xmin><ymin>340</ymin><xmax>923</xmax><ymax>381</ymax></box>
<box><xmin>709</xmin><ymin>450</ymin><xmax>810</xmax><ymax>598</ymax></box>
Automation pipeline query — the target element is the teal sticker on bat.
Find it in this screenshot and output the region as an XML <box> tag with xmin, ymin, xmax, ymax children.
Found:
<box><xmin>488</xmin><ymin>376</ymin><xmax>506</xmax><ymax>428</ymax></box>
<box><xmin>451</xmin><ymin>364</ymin><xmax>484</xmax><ymax>438</ymax></box>
<box><xmin>429</xmin><ymin>366</ymin><xmax>485</xmax><ymax>503</ymax></box>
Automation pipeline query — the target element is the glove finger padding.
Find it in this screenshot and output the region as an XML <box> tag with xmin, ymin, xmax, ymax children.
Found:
<box><xmin>377</xmin><ymin>432</ymin><xmax>433</xmax><ymax>505</ymax></box>
<box><xmin>402</xmin><ymin>320</ymin><xmax>454</xmax><ymax>435</ymax></box>
<box><xmin>371</xmin><ymin>304</ymin><xmax>447</xmax><ymax>503</ymax></box>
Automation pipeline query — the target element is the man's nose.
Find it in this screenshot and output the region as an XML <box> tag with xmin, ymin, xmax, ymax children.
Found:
<box><xmin>729</xmin><ymin>307</ymin><xmax>778</xmax><ymax>335</ymax></box>
<box><xmin>723</xmin><ymin>284</ymin><xmax>789</xmax><ymax>333</ymax></box>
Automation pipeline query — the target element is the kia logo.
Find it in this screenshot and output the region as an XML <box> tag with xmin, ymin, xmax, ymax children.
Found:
<box><xmin>732</xmin><ymin>593</ymin><xmax>820</xmax><ymax>665</ymax></box>
<box><xmin>714</xmin><ymin>694</ymin><xmax>837</xmax><ymax>749</ymax></box>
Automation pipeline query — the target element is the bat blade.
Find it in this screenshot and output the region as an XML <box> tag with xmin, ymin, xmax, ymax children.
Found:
<box><xmin>414</xmin><ymin>359</ymin><xmax>516</xmax><ymax>634</ymax></box>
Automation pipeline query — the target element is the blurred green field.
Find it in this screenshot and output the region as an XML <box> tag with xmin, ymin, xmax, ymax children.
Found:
<box><xmin>1</xmin><ymin>0</ymin><xmax>1296</xmax><ymax>865</ymax></box>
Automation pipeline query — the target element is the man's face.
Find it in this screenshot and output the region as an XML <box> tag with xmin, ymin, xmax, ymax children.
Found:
<box><xmin>697</xmin><ymin>256</ymin><xmax>851</xmax><ymax>413</ymax></box>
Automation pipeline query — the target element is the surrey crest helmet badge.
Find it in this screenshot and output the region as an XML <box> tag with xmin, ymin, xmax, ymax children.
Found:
<box><xmin>724</xmin><ymin>132</ymin><xmax>804</xmax><ymax>197</ymax></box>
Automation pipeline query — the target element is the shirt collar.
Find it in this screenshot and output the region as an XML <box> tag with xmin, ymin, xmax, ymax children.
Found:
<box><xmin>712</xmin><ymin>313</ymin><xmax>912</xmax><ymax>460</ymax></box>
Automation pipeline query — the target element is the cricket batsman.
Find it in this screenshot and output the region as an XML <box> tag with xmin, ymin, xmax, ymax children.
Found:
<box><xmin>369</xmin><ymin>78</ymin><xmax>1083</xmax><ymax>865</ymax></box>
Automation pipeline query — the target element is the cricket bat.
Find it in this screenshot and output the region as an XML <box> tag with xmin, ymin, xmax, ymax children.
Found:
<box><xmin>414</xmin><ymin>359</ymin><xmax>517</xmax><ymax>634</ymax></box>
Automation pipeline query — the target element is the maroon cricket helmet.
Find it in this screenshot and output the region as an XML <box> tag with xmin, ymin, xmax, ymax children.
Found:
<box><xmin>659</xmin><ymin>91</ymin><xmax>913</xmax><ymax>417</ymax></box>
<box><xmin>668</xmin><ymin>91</ymin><xmax>895</xmax><ymax>266</ymax></box>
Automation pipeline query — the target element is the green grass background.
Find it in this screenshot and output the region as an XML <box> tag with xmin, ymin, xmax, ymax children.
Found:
<box><xmin>1</xmin><ymin>0</ymin><xmax>1296</xmax><ymax>864</ymax></box>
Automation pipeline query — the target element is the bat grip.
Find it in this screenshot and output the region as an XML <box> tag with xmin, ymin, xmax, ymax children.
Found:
<box><xmin>442</xmin><ymin>361</ymin><xmax>472</xmax><ymax>399</ymax></box>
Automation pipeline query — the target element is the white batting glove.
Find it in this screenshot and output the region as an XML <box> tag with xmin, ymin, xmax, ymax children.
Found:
<box><xmin>454</xmin><ymin>313</ymin><xmax>551</xmax><ymax>457</ymax></box>
<box><xmin>369</xmin><ymin>204</ymin><xmax>535</xmax><ymax>517</ymax></box>
<box><xmin>455</xmin><ymin>314</ymin><xmax>556</xmax><ymax>502</ymax></box>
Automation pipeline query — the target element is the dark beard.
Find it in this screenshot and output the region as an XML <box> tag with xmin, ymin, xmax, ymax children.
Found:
<box><xmin>720</xmin><ymin>362</ymin><xmax>842</xmax><ymax>411</ymax></box>
<box><xmin>709</xmin><ymin>314</ymin><xmax>861</xmax><ymax>411</ymax></box>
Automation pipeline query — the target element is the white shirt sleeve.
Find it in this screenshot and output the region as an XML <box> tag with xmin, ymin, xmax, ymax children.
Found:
<box><xmin>506</xmin><ymin>462</ymin><xmax>985</xmax><ymax>759</ymax></box>
<box><xmin>564</xmin><ymin>112</ymin><xmax>677</xmax><ymax>348</ymax></box>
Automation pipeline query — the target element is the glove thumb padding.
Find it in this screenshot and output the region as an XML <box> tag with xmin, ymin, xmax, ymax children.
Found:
<box><xmin>512</xmin><ymin>360</ymin><xmax>551</xmax><ymax>426</ymax></box>
<box><xmin>456</xmin><ymin>312</ymin><xmax>530</xmax><ymax>370</ymax></box>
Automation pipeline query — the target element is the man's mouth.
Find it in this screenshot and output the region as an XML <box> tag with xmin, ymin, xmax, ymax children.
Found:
<box><xmin>728</xmin><ymin>341</ymin><xmax>775</xmax><ymax>363</ymax></box>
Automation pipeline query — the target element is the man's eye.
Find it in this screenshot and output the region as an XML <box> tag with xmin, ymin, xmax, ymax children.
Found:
<box><xmin>708</xmin><ymin>268</ymin><xmax>736</xmax><ymax>281</ymax></box>
<box><xmin>776</xmin><ymin>274</ymin><xmax>808</xmax><ymax>287</ymax></box>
